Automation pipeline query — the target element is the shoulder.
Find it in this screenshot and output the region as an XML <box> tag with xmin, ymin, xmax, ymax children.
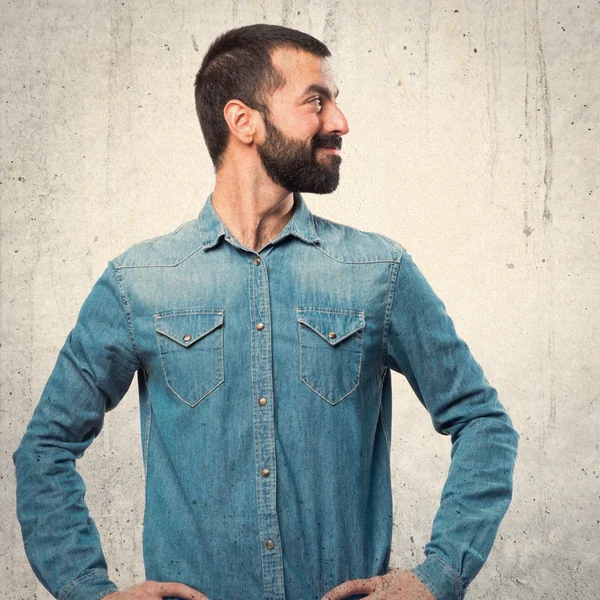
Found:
<box><xmin>312</xmin><ymin>213</ymin><xmax>405</xmax><ymax>264</ymax></box>
<box><xmin>110</xmin><ymin>217</ymin><xmax>204</xmax><ymax>269</ymax></box>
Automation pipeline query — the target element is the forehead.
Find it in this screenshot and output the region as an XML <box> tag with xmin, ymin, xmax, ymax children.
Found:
<box><xmin>269</xmin><ymin>47</ymin><xmax>338</xmax><ymax>98</ymax></box>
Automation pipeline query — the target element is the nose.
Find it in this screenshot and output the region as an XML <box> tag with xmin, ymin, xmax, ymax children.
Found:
<box><xmin>324</xmin><ymin>102</ymin><xmax>350</xmax><ymax>137</ymax></box>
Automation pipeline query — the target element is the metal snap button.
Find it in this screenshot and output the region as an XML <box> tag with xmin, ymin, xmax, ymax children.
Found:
<box><xmin>253</xmin><ymin>257</ymin><xmax>261</xmax><ymax>265</ymax></box>
<box><xmin>256</xmin><ymin>322</ymin><xmax>265</xmax><ymax>331</ymax></box>
<box><xmin>328</xmin><ymin>332</ymin><xmax>337</xmax><ymax>339</ymax></box>
<box><xmin>265</xmin><ymin>540</ymin><xmax>275</xmax><ymax>550</ymax></box>
<box><xmin>261</xmin><ymin>468</ymin><xmax>270</xmax><ymax>477</ymax></box>
<box><xmin>183</xmin><ymin>334</ymin><xmax>192</xmax><ymax>342</ymax></box>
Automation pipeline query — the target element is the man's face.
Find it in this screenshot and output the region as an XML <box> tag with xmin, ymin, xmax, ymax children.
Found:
<box><xmin>255</xmin><ymin>48</ymin><xmax>349</xmax><ymax>195</ymax></box>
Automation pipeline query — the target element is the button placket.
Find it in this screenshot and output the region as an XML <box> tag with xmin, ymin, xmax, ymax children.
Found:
<box><xmin>249</xmin><ymin>253</ymin><xmax>285</xmax><ymax>599</ymax></box>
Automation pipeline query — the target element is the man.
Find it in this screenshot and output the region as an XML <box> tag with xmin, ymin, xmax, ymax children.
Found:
<box><xmin>13</xmin><ymin>24</ymin><xmax>519</xmax><ymax>600</ymax></box>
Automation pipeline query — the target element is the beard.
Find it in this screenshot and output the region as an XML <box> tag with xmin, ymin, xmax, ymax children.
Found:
<box><xmin>256</xmin><ymin>113</ymin><xmax>342</xmax><ymax>194</ymax></box>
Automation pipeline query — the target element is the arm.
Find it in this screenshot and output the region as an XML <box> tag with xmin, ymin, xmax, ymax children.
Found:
<box><xmin>383</xmin><ymin>247</ymin><xmax>519</xmax><ymax>600</ymax></box>
<box><xmin>13</xmin><ymin>261</ymin><xmax>142</xmax><ymax>600</ymax></box>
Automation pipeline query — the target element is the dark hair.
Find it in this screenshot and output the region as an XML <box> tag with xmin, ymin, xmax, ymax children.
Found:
<box><xmin>194</xmin><ymin>24</ymin><xmax>331</xmax><ymax>171</ymax></box>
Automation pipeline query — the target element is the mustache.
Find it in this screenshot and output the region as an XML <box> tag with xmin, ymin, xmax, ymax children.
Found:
<box><xmin>314</xmin><ymin>135</ymin><xmax>343</xmax><ymax>151</ymax></box>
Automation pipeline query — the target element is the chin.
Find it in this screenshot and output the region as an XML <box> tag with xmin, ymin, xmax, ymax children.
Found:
<box><xmin>300</xmin><ymin>180</ymin><xmax>340</xmax><ymax>195</ymax></box>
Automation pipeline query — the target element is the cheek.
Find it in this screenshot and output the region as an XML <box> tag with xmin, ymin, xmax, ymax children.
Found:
<box><xmin>303</xmin><ymin>120</ymin><xmax>321</xmax><ymax>146</ymax></box>
<box><xmin>291</xmin><ymin>111</ymin><xmax>321</xmax><ymax>136</ymax></box>
<box><xmin>275</xmin><ymin>111</ymin><xmax>320</xmax><ymax>146</ymax></box>
<box><xmin>306</xmin><ymin>114</ymin><xmax>322</xmax><ymax>133</ymax></box>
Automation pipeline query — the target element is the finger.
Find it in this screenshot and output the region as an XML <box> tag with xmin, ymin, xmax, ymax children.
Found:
<box><xmin>360</xmin><ymin>578</ymin><xmax>396</xmax><ymax>600</ymax></box>
<box><xmin>361</xmin><ymin>575</ymin><xmax>396</xmax><ymax>600</ymax></box>
<box><xmin>361</xmin><ymin>590</ymin><xmax>391</xmax><ymax>600</ymax></box>
<box><xmin>321</xmin><ymin>575</ymin><xmax>383</xmax><ymax>600</ymax></box>
<box><xmin>152</xmin><ymin>581</ymin><xmax>209</xmax><ymax>600</ymax></box>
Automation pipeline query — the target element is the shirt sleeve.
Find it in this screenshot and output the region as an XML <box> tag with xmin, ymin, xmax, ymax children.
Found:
<box><xmin>12</xmin><ymin>260</ymin><xmax>141</xmax><ymax>600</ymax></box>
<box><xmin>383</xmin><ymin>247</ymin><xmax>519</xmax><ymax>600</ymax></box>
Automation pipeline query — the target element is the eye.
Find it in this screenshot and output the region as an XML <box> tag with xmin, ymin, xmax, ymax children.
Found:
<box><xmin>311</xmin><ymin>96</ymin><xmax>323</xmax><ymax>110</ymax></box>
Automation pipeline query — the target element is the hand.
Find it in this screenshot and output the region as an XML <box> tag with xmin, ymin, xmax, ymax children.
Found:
<box><xmin>104</xmin><ymin>580</ymin><xmax>208</xmax><ymax>599</ymax></box>
<box><xmin>321</xmin><ymin>568</ymin><xmax>435</xmax><ymax>600</ymax></box>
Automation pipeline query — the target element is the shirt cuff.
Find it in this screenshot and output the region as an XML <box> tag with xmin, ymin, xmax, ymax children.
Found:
<box><xmin>57</xmin><ymin>569</ymin><xmax>119</xmax><ymax>600</ymax></box>
<box><xmin>410</xmin><ymin>555</ymin><xmax>464</xmax><ymax>600</ymax></box>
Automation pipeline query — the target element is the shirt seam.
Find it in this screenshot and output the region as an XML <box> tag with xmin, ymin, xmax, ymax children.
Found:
<box><xmin>428</xmin><ymin>554</ymin><xmax>464</xmax><ymax>598</ymax></box>
<box><xmin>112</xmin><ymin>244</ymin><xmax>207</xmax><ymax>268</ymax></box>
<box><xmin>313</xmin><ymin>243</ymin><xmax>399</xmax><ymax>265</ymax></box>
<box><xmin>57</xmin><ymin>568</ymin><xmax>114</xmax><ymax>600</ymax></box>
<box><xmin>378</xmin><ymin>371</ymin><xmax>392</xmax><ymax>453</ymax></box>
<box><xmin>141</xmin><ymin>368</ymin><xmax>152</xmax><ymax>481</ymax></box>
<box><xmin>110</xmin><ymin>260</ymin><xmax>146</xmax><ymax>373</ymax></box>
<box><xmin>379</xmin><ymin>250</ymin><xmax>404</xmax><ymax>377</ymax></box>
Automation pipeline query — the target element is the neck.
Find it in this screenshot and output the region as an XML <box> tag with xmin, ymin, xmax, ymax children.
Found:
<box><xmin>211</xmin><ymin>157</ymin><xmax>296</xmax><ymax>253</ymax></box>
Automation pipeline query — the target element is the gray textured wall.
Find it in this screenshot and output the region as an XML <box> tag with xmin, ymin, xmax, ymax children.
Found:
<box><xmin>1</xmin><ymin>1</ymin><xmax>598</xmax><ymax>598</ymax></box>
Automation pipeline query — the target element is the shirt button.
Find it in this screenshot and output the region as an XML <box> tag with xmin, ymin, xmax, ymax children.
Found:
<box><xmin>258</xmin><ymin>397</ymin><xmax>267</xmax><ymax>406</ymax></box>
<box><xmin>253</xmin><ymin>257</ymin><xmax>261</xmax><ymax>265</ymax></box>
<box><xmin>183</xmin><ymin>334</ymin><xmax>192</xmax><ymax>342</ymax></box>
<box><xmin>256</xmin><ymin>322</ymin><xmax>265</xmax><ymax>331</ymax></box>
<box><xmin>265</xmin><ymin>540</ymin><xmax>275</xmax><ymax>550</ymax></box>
<box><xmin>261</xmin><ymin>468</ymin><xmax>270</xmax><ymax>477</ymax></box>
<box><xmin>328</xmin><ymin>332</ymin><xmax>337</xmax><ymax>339</ymax></box>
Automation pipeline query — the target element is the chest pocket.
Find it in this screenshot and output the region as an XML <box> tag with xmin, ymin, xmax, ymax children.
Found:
<box><xmin>296</xmin><ymin>307</ymin><xmax>365</xmax><ymax>406</ymax></box>
<box><xmin>154</xmin><ymin>309</ymin><xmax>224</xmax><ymax>407</ymax></box>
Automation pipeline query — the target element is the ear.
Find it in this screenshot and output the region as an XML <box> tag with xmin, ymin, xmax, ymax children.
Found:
<box><xmin>223</xmin><ymin>99</ymin><xmax>263</xmax><ymax>145</ymax></box>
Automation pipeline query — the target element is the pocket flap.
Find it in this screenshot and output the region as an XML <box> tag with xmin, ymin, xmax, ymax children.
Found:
<box><xmin>155</xmin><ymin>310</ymin><xmax>224</xmax><ymax>347</ymax></box>
<box><xmin>296</xmin><ymin>308</ymin><xmax>365</xmax><ymax>346</ymax></box>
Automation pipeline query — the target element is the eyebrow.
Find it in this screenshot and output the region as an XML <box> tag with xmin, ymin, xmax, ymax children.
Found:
<box><xmin>302</xmin><ymin>84</ymin><xmax>340</xmax><ymax>100</ymax></box>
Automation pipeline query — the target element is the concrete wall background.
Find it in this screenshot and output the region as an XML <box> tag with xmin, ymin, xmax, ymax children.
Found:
<box><xmin>1</xmin><ymin>1</ymin><xmax>598</xmax><ymax>598</ymax></box>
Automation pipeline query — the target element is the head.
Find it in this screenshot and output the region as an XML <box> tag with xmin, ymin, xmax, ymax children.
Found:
<box><xmin>194</xmin><ymin>24</ymin><xmax>349</xmax><ymax>194</ymax></box>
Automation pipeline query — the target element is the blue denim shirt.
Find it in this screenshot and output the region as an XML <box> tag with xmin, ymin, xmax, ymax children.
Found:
<box><xmin>13</xmin><ymin>191</ymin><xmax>519</xmax><ymax>600</ymax></box>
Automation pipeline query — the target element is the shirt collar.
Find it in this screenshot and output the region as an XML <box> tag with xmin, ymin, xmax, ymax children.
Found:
<box><xmin>198</xmin><ymin>191</ymin><xmax>320</xmax><ymax>250</ymax></box>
